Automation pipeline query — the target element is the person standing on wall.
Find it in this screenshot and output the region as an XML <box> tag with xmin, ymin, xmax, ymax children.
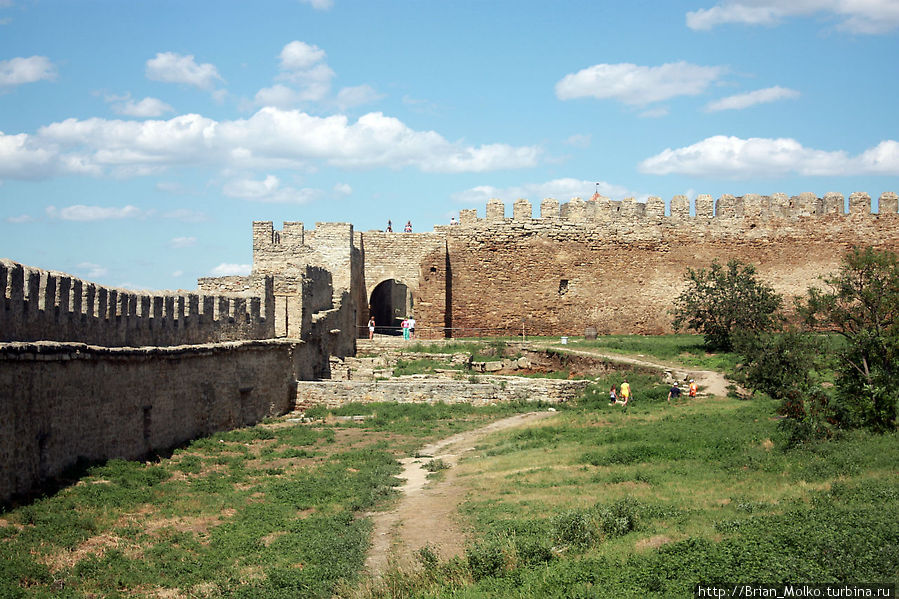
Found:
<box><xmin>404</xmin><ymin>220</ymin><xmax>412</xmax><ymax>233</ymax></box>
<box><xmin>368</xmin><ymin>316</ymin><xmax>375</xmax><ymax>340</ymax></box>
<box><xmin>386</xmin><ymin>220</ymin><xmax>393</xmax><ymax>232</ymax></box>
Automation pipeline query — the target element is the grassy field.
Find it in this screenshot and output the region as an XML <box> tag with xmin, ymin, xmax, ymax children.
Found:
<box><xmin>2</xmin><ymin>337</ymin><xmax>895</xmax><ymax>598</ymax></box>
<box><xmin>350</xmin><ymin>375</ymin><xmax>898</xmax><ymax>598</ymax></box>
<box><xmin>0</xmin><ymin>402</ymin><xmax>542</xmax><ymax>598</ymax></box>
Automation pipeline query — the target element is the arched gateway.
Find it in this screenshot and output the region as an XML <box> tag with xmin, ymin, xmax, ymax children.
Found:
<box><xmin>369</xmin><ymin>279</ymin><xmax>413</xmax><ymax>335</ymax></box>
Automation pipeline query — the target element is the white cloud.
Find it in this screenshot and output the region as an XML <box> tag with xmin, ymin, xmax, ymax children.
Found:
<box><xmin>563</xmin><ymin>134</ymin><xmax>592</xmax><ymax>148</ymax></box>
<box><xmin>223</xmin><ymin>174</ymin><xmax>323</xmax><ymax>203</ymax></box>
<box><xmin>169</xmin><ymin>236</ymin><xmax>197</xmax><ymax>248</ymax></box>
<box><xmin>555</xmin><ymin>61</ymin><xmax>725</xmax><ymax>106</ymax></box>
<box><xmin>686</xmin><ymin>1</ymin><xmax>899</xmax><ymax>34</ymax></box>
<box><xmin>336</xmin><ymin>84</ymin><xmax>384</xmax><ymax>110</ymax></box>
<box><xmin>5</xmin><ymin>214</ymin><xmax>34</xmax><ymax>223</ymax></box>
<box><xmin>211</xmin><ymin>263</ymin><xmax>251</xmax><ymax>276</ymax></box>
<box><xmin>452</xmin><ymin>178</ymin><xmax>634</xmax><ymax>205</ymax></box>
<box><xmin>298</xmin><ymin>0</ymin><xmax>333</xmax><ymax>9</ymax></box>
<box><xmin>0</xmin><ymin>56</ymin><xmax>56</xmax><ymax>88</ymax></box>
<box><xmin>705</xmin><ymin>86</ymin><xmax>800</xmax><ymax>111</ymax></box>
<box><xmin>46</xmin><ymin>204</ymin><xmax>147</xmax><ymax>221</ymax></box>
<box><xmin>279</xmin><ymin>41</ymin><xmax>326</xmax><ymax>71</ymax></box>
<box><xmin>257</xmin><ymin>42</ymin><xmax>336</xmax><ymax>107</ymax></box>
<box><xmin>639</xmin><ymin>136</ymin><xmax>899</xmax><ymax>178</ymax></box>
<box><xmin>254</xmin><ymin>84</ymin><xmax>304</xmax><ymax>109</ymax></box>
<box><xmin>333</xmin><ymin>182</ymin><xmax>352</xmax><ymax>196</ymax></box>
<box><xmin>172</xmin><ymin>269</ymin><xmax>184</xmax><ymax>278</ymax></box>
<box><xmin>107</xmin><ymin>94</ymin><xmax>174</xmax><ymax>117</ymax></box>
<box><xmin>5</xmin><ymin>107</ymin><xmax>538</xmax><ymax>178</ymax></box>
<box><xmin>77</xmin><ymin>262</ymin><xmax>108</xmax><ymax>279</ymax></box>
<box><xmin>146</xmin><ymin>52</ymin><xmax>223</xmax><ymax>91</ymax></box>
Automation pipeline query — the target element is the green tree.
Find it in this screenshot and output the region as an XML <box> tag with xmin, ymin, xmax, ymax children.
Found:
<box><xmin>671</xmin><ymin>259</ymin><xmax>783</xmax><ymax>351</ymax></box>
<box><xmin>801</xmin><ymin>247</ymin><xmax>899</xmax><ymax>432</ymax></box>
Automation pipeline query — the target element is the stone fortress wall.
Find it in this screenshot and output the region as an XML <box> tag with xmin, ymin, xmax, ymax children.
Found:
<box><xmin>358</xmin><ymin>191</ymin><xmax>899</xmax><ymax>338</ymax></box>
<box><xmin>1</xmin><ymin>259</ymin><xmax>275</xmax><ymax>346</ymax></box>
<box><xmin>1</xmin><ymin>224</ymin><xmax>360</xmax><ymax>502</ymax></box>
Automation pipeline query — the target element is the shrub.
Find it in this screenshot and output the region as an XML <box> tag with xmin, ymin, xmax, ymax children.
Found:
<box><xmin>672</xmin><ymin>259</ymin><xmax>783</xmax><ymax>351</ymax></box>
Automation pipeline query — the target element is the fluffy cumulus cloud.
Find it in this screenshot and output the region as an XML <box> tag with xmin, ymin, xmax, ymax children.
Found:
<box><xmin>687</xmin><ymin>0</ymin><xmax>899</xmax><ymax>34</ymax></box>
<box><xmin>555</xmin><ymin>61</ymin><xmax>725</xmax><ymax>106</ymax></box>
<box><xmin>254</xmin><ymin>41</ymin><xmax>337</xmax><ymax>107</ymax></box>
<box><xmin>146</xmin><ymin>52</ymin><xmax>223</xmax><ymax>90</ymax></box>
<box><xmin>0</xmin><ymin>56</ymin><xmax>56</xmax><ymax>88</ymax></box>
<box><xmin>0</xmin><ymin>107</ymin><xmax>538</xmax><ymax>181</ymax></box>
<box><xmin>222</xmin><ymin>174</ymin><xmax>324</xmax><ymax>203</ymax></box>
<box><xmin>452</xmin><ymin>178</ymin><xmax>635</xmax><ymax>205</ymax></box>
<box><xmin>705</xmin><ymin>86</ymin><xmax>800</xmax><ymax>111</ymax></box>
<box><xmin>211</xmin><ymin>263</ymin><xmax>251</xmax><ymax>276</ymax></box>
<box><xmin>107</xmin><ymin>94</ymin><xmax>174</xmax><ymax>118</ymax></box>
<box><xmin>639</xmin><ymin>136</ymin><xmax>899</xmax><ymax>178</ymax></box>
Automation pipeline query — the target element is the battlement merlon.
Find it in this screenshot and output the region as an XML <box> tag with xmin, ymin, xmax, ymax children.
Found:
<box><xmin>455</xmin><ymin>192</ymin><xmax>898</xmax><ymax>226</ymax></box>
<box><xmin>1</xmin><ymin>259</ymin><xmax>274</xmax><ymax>346</ymax></box>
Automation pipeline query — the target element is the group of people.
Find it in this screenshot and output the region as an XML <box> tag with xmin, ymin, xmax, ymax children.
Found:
<box><xmin>608</xmin><ymin>379</ymin><xmax>632</xmax><ymax>406</ymax></box>
<box><xmin>367</xmin><ymin>315</ymin><xmax>415</xmax><ymax>340</ymax></box>
<box><xmin>385</xmin><ymin>220</ymin><xmax>413</xmax><ymax>233</ymax></box>
<box><xmin>667</xmin><ymin>379</ymin><xmax>698</xmax><ymax>403</ymax></box>
<box><xmin>401</xmin><ymin>316</ymin><xmax>415</xmax><ymax>340</ymax></box>
<box><xmin>607</xmin><ymin>378</ymin><xmax>699</xmax><ymax>407</ymax></box>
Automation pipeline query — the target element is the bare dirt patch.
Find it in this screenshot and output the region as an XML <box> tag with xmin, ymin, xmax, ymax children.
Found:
<box><xmin>364</xmin><ymin>411</ymin><xmax>558</xmax><ymax>577</ymax></box>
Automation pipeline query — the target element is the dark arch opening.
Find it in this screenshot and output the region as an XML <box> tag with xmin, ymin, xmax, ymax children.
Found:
<box><xmin>369</xmin><ymin>279</ymin><xmax>412</xmax><ymax>335</ymax></box>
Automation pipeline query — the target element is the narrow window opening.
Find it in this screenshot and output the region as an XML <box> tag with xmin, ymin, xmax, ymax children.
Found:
<box><xmin>559</xmin><ymin>279</ymin><xmax>569</xmax><ymax>295</ymax></box>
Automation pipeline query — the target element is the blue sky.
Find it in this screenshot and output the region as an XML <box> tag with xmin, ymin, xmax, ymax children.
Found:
<box><xmin>1</xmin><ymin>0</ymin><xmax>897</xmax><ymax>290</ymax></box>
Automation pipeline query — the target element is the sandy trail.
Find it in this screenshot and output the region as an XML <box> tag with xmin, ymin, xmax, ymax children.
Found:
<box><xmin>364</xmin><ymin>411</ymin><xmax>557</xmax><ymax>576</ymax></box>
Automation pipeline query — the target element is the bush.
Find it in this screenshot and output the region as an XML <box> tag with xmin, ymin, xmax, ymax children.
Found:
<box><xmin>672</xmin><ymin>259</ymin><xmax>783</xmax><ymax>351</ymax></box>
<box><xmin>801</xmin><ymin>247</ymin><xmax>899</xmax><ymax>432</ymax></box>
<box><xmin>732</xmin><ymin>330</ymin><xmax>823</xmax><ymax>400</ymax></box>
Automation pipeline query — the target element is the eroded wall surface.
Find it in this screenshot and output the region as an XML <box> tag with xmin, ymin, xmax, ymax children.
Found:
<box><xmin>0</xmin><ymin>339</ymin><xmax>314</xmax><ymax>502</ymax></box>
<box><xmin>372</xmin><ymin>191</ymin><xmax>899</xmax><ymax>337</ymax></box>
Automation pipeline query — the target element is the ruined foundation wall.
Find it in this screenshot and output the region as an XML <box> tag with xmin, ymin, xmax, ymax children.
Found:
<box><xmin>1</xmin><ymin>260</ymin><xmax>275</xmax><ymax>346</ymax></box>
<box><xmin>0</xmin><ymin>339</ymin><xmax>314</xmax><ymax>503</ymax></box>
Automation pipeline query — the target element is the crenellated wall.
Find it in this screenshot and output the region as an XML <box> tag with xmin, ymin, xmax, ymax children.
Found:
<box><xmin>1</xmin><ymin>260</ymin><xmax>275</xmax><ymax>346</ymax></box>
<box><xmin>351</xmin><ymin>191</ymin><xmax>899</xmax><ymax>338</ymax></box>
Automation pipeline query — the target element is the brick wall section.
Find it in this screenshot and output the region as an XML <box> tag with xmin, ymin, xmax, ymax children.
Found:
<box><xmin>295</xmin><ymin>375</ymin><xmax>587</xmax><ymax>409</ymax></box>
<box><xmin>400</xmin><ymin>192</ymin><xmax>899</xmax><ymax>336</ymax></box>
<box><xmin>1</xmin><ymin>260</ymin><xmax>275</xmax><ymax>346</ymax></box>
<box><xmin>0</xmin><ymin>339</ymin><xmax>316</xmax><ymax>503</ymax></box>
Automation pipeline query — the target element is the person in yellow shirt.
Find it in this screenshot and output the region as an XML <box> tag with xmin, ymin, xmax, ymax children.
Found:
<box><xmin>619</xmin><ymin>379</ymin><xmax>631</xmax><ymax>406</ymax></box>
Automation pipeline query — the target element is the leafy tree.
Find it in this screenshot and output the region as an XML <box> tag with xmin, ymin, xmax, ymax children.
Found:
<box><xmin>732</xmin><ymin>329</ymin><xmax>822</xmax><ymax>401</ymax></box>
<box><xmin>800</xmin><ymin>247</ymin><xmax>899</xmax><ymax>432</ymax></box>
<box><xmin>671</xmin><ymin>259</ymin><xmax>783</xmax><ymax>351</ymax></box>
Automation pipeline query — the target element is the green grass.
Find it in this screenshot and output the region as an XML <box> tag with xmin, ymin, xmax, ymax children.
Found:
<box><xmin>345</xmin><ymin>389</ymin><xmax>898</xmax><ymax>598</ymax></box>
<box><xmin>568</xmin><ymin>334</ymin><xmax>740</xmax><ymax>371</ymax></box>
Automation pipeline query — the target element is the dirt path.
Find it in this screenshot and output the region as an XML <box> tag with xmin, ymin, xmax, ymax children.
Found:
<box><xmin>364</xmin><ymin>411</ymin><xmax>558</xmax><ymax>576</ymax></box>
<box><xmin>539</xmin><ymin>344</ymin><xmax>732</xmax><ymax>398</ymax></box>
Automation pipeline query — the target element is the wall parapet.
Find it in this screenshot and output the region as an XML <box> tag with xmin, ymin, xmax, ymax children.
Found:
<box><xmin>1</xmin><ymin>259</ymin><xmax>274</xmax><ymax>346</ymax></box>
<box><xmin>451</xmin><ymin>191</ymin><xmax>898</xmax><ymax>233</ymax></box>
